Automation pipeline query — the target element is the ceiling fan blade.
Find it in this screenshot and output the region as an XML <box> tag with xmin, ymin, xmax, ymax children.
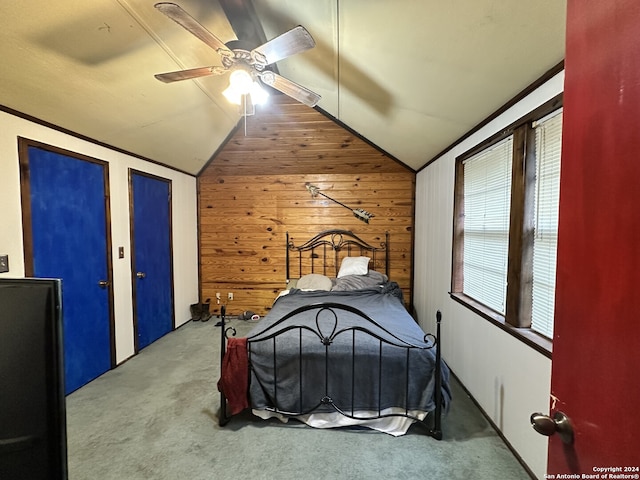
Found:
<box><xmin>252</xmin><ymin>26</ymin><xmax>315</xmax><ymax>66</ymax></box>
<box><xmin>258</xmin><ymin>71</ymin><xmax>321</xmax><ymax>107</ymax></box>
<box><xmin>155</xmin><ymin>2</ymin><xmax>233</xmax><ymax>58</ymax></box>
<box><xmin>154</xmin><ymin>66</ymin><xmax>228</xmax><ymax>83</ymax></box>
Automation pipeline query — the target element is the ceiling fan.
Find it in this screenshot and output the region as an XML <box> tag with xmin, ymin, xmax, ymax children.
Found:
<box><xmin>153</xmin><ymin>2</ymin><xmax>321</xmax><ymax>115</ymax></box>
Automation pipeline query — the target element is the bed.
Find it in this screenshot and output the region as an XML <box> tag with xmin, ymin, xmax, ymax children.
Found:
<box><xmin>217</xmin><ymin>229</ymin><xmax>451</xmax><ymax>438</ymax></box>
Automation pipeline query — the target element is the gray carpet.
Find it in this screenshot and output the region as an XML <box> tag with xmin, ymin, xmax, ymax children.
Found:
<box><xmin>66</xmin><ymin>318</ymin><xmax>532</xmax><ymax>480</ymax></box>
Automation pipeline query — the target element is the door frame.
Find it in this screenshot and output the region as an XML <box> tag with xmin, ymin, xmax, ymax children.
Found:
<box><xmin>17</xmin><ymin>137</ymin><xmax>117</xmax><ymax>370</ymax></box>
<box><xmin>128</xmin><ymin>168</ymin><xmax>175</xmax><ymax>354</ymax></box>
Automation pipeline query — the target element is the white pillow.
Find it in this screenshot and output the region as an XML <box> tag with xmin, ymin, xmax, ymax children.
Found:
<box><xmin>296</xmin><ymin>273</ymin><xmax>333</xmax><ymax>291</ymax></box>
<box><xmin>337</xmin><ymin>256</ymin><xmax>370</xmax><ymax>278</ymax></box>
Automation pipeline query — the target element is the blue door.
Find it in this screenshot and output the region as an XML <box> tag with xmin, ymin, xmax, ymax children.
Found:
<box><xmin>130</xmin><ymin>171</ymin><xmax>174</xmax><ymax>351</ymax></box>
<box><xmin>24</xmin><ymin>142</ymin><xmax>114</xmax><ymax>394</ymax></box>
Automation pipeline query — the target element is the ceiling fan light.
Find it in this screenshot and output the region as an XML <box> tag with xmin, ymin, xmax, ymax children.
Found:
<box><xmin>250</xmin><ymin>82</ymin><xmax>269</xmax><ymax>105</ymax></box>
<box><xmin>222</xmin><ymin>84</ymin><xmax>242</xmax><ymax>105</ymax></box>
<box><xmin>228</xmin><ymin>69</ymin><xmax>253</xmax><ymax>94</ymax></box>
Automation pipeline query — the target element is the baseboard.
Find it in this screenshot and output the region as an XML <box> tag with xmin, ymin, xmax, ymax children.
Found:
<box><xmin>449</xmin><ymin>369</ymin><xmax>538</xmax><ymax>480</ymax></box>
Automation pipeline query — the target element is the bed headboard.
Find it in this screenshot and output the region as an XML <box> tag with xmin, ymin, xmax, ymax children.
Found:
<box><xmin>286</xmin><ymin>229</ymin><xmax>389</xmax><ymax>281</ymax></box>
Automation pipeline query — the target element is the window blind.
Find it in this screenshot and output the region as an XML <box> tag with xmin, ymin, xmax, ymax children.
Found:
<box><xmin>531</xmin><ymin>110</ymin><xmax>563</xmax><ymax>338</ymax></box>
<box><xmin>463</xmin><ymin>136</ymin><xmax>513</xmax><ymax>314</ymax></box>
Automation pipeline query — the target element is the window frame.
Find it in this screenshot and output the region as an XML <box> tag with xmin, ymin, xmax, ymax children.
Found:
<box><xmin>450</xmin><ymin>94</ymin><xmax>562</xmax><ymax>358</ymax></box>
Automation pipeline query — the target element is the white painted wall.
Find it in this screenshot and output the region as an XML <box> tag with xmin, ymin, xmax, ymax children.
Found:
<box><xmin>414</xmin><ymin>72</ymin><xmax>564</xmax><ymax>480</ymax></box>
<box><xmin>0</xmin><ymin>110</ymin><xmax>199</xmax><ymax>364</ymax></box>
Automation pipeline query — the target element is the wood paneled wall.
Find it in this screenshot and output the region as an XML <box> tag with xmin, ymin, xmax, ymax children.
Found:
<box><xmin>198</xmin><ymin>95</ymin><xmax>415</xmax><ymax>317</ymax></box>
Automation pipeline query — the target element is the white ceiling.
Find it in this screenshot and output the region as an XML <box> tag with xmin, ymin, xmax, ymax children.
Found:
<box><xmin>0</xmin><ymin>0</ymin><xmax>566</xmax><ymax>174</ymax></box>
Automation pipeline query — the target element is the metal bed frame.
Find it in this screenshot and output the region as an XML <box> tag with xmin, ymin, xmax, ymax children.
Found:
<box><xmin>218</xmin><ymin>230</ymin><xmax>444</xmax><ymax>439</ymax></box>
<box><xmin>285</xmin><ymin>229</ymin><xmax>389</xmax><ymax>280</ymax></box>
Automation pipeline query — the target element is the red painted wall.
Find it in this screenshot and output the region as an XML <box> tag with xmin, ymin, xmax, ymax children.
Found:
<box><xmin>549</xmin><ymin>0</ymin><xmax>640</xmax><ymax>472</ymax></box>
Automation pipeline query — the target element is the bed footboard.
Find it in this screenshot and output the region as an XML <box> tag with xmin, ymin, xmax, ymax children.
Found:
<box><xmin>218</xmin><ymin>305</ymin><xmax>446</xmax><ymax>439</ymax></box>
<box><xmin>218</xmin><ymin>305</ymin><xmax>234</xmax><ymax>427</ymax></box>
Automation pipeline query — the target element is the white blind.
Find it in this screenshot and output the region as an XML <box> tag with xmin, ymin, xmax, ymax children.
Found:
<box><xmin>531</xmin><ymin>110</ymin><xmax>563</xmax><ymax>338</ymax></box>
<box><xmin>463</xmin><ymin>136</ymin><xmax>513</xmax><ymax>314</ymax></box>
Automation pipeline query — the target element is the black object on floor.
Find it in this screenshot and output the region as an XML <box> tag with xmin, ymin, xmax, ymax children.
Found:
<box><xmin>190</xmin><ymin>298</ymin><xmax>212</xmax><ymax>322</ymax></box>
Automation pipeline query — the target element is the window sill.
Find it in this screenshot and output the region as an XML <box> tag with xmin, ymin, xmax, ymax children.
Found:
<box><xmin>450</xmin><ymin>292</ymin><xmax>552</xmax><ymax>359</ymax></box>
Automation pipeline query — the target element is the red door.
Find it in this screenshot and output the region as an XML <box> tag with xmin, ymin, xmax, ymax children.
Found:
<box><xmin>546</xmin><ymin>0</ymin><xmax>640</xmax><ymax>474</ymax></box>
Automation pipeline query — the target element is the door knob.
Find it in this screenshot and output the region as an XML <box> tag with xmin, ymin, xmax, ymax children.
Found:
<box><xmin>530</xmin><ymin>411</ymin><xmax>574</xmax><ymax>444</ymax></box>
<box><xmin>98</xmin><ymin>280</ymin><xmax>110</xmax><ymax>289</ymax></box>
<box><xmin>136</xmin><ymin>272</ymin><xmax>146</xmax><ymax>279</ymax></box>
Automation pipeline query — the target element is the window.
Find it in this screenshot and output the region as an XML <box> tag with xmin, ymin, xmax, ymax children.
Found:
<box><xmin>531</xmin><ymin>110</ymin><xmax>562</xmax><ymax>338</ymax></box>
<box><xmin>462</xmin><ymin>136</ymin><xmax>513</xmax><ymax>314</ymax></box>
<box><xmin>451</xmin><ymin>97</ymin><xmax>562</xmax><ymax>353</ymax></box>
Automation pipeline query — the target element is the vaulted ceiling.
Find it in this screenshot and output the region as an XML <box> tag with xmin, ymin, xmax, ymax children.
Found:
<box><xmin>0</xmin><ymin>1</ymin><xmax>566</xmax><ymax>175</ymax></box>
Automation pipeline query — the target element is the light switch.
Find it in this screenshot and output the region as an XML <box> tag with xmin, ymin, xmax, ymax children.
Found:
<box><xmin>0</xmin><ymin>254</ymin><xmax>9</xmax><ymax>273</ymax></box>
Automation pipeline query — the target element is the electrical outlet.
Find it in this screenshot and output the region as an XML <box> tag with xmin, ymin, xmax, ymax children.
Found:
<box><xmin>228</xmin><ymin>292</ymin><xmax>233</xmax><ymax>300</ymax></box>
<box><xmin>0</xmin><ymin>254</ymin><xmax>8</xmax><ymax>273</ymax></box>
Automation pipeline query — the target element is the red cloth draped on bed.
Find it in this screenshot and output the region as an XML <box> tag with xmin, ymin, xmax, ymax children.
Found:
<box><xmin>217</xmin><ymin>337</ymin><xmax>249</xmax><ymax>415</ymax></box>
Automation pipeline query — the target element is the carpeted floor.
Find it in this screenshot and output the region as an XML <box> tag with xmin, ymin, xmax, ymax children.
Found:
<box><xmin>65</xmin><ymin>318</ymin><xmax>532</xmax><ymax>480</ymax></box>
